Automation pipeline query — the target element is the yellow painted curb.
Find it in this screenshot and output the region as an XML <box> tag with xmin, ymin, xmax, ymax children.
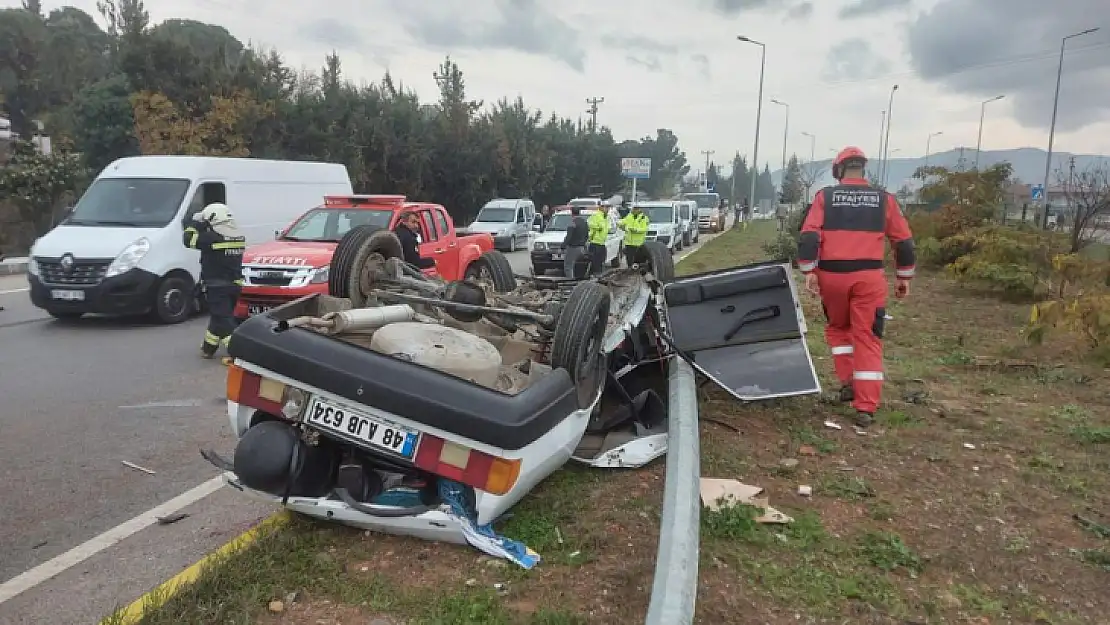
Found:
<box><xmin>100</xmin><ymin>511</ymin><xmax>291</xmax><ymax>625</ymax></box>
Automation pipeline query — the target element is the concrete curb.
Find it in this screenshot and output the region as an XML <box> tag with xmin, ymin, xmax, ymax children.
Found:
<box><xmin>0</xmin><ymin>258</ymin><xmax>29</xmax><ymax>276</ymax></box>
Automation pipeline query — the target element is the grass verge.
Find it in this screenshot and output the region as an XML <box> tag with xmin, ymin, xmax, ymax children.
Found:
<box><xmin>107</xmin><ymin>220</ymin><xmax>1110</xmax><ymax>624</ymax></box>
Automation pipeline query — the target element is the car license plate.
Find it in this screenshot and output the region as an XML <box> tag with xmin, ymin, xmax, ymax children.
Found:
<box><xmin>551</xmin><ymin>253</ymin><xmax>564</xmax><ymax>260</ymax></box>
<box><xmin>305</xmin><ymin>396</ymin><xmax>419</xmax><ymax>458</ymax></box>
<box><xmin>247</xmin><ymin>304</ymin><xmax>271</xmax><ymax>315</ymax></box>
<box><xmin>51</xmin><ymin>289</ymin><xmax>84</xmax><ymax>301</ymax></box>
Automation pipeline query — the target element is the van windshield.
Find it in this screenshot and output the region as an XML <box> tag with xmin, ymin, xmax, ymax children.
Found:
<box><xmin>640</xmin><ymin>205</ymin><xmax>674</xmax><ymax>223</ymax></box>
<box><xmin>475</xmin><ymin>207</ymin><xmax>516</xmax><ymax>222</ymax></box>
<box><xmin>66</xmin><ymin>178</ymin><xmax>190</xmax><ymax>228</ymax></box>
<box><xmin>282</xmin><ymin>208</ymin><xmax>395</xmax><ymax>242</ymax></box>
<box><xmin>684</xmin><ymin>193</ymin><xmax>720</xmax><ymax>209</ymax></box>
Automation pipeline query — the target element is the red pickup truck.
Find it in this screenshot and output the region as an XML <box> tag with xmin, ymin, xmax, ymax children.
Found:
<box><xmin>235</xmin><ymin>195</ymin><xmax>496</xmax><ymax>319</ymax></box>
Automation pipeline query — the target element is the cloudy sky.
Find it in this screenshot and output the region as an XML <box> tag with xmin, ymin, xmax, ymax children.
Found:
<box><xmin>18</xmin><ymin>0</ymin><xmax>1110</xmax><ymax>171</ymax></box>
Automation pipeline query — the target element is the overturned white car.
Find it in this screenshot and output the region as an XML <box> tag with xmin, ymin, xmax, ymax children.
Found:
<box><xmin>205</xmin><ymin>225</ymin><xmax>820</xmax><ymax>566</ymax></box>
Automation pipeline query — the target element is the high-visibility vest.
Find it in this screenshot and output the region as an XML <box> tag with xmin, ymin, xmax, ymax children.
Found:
<box><xmin>620</xmin><ymin>212</ymin><xmax>650</xmax><ymax>247</ymax></box>
<box><xmin>587</xmin><ymin>211</ymin><xmax>609</xmax><ymax>245</ymax></box>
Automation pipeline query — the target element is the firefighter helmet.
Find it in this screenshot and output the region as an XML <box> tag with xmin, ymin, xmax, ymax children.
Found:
<box><xmin>832</xmin><ymin>146</ymin><xmax>868</xmax><ymax>180</ymax></box>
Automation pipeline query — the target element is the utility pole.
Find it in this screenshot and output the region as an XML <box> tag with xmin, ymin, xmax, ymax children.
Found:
<box><xmin>701</xmin><ymin>150</ymin><xmax>715</xmax><ymax>193</ymax></box>
<box><xmin>585</xmin><ymin>97</ymin><xmax>604</xmax><ymax>132</ymax></box>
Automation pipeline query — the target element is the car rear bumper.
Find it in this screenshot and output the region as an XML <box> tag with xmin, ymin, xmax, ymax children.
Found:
<box><xmin>28</xmin><ymin>268</ymin><xmax>158</xmax><ymax>315</ymax></box>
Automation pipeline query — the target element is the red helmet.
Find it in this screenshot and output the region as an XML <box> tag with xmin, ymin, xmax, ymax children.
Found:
<box><xmin>832</xmin><ymin>146</ymin><xmax>867</xmax><ymax>180</ymax></box>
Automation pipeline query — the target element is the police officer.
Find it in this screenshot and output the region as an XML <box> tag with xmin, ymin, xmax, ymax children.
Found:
<box><xmin>183</xmin><ymin>203</ymin><xmax>246</xmax><ymax>361</ymax></box>
<box><xmin>619</xmin><ymin>203</ymin><xmax>650</xmax><ymax>266</ymax></box>
<box><xmin>586</xmin><ymin>203</ymin><xmax>610</xmax><ymax>276</ymax></box>
<box><xmin>798</xmin><ymin>147</ymin><xmax>915</xmax><ymax>428</ymax></box>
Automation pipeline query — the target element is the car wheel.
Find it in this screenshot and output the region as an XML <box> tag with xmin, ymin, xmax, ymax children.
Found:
<box><xmin>48</xmin><ymin>310</ymin><xmax>83</xmax><ymax>321</ymax></box>
<box><xmin>642</xmin><ymin>241</ymin><xmax>675</xmax><ymax>283</ymax></box>
<box><xmin>329</xmin><ymin>225</ymin><xmax>386</xmax><ymax>300</ymax></box>
<box><xmin>610</xmin><ymin>244</ymin><xmax>622</xmax><ymax>268</ymax></box>
<box><xmin>464</xmin><ymin>250</ymin><xmax>516</xmax><ymax>292</ymax></box>
<box><xmin>550</xmin><ymin>280</ymin><xmax>611</xmax><ymax>408</ymax></box>
<box><xmin>509</xmin><ymin>236</ymin><xmax>517</xmax><ymax>253</ymax></box>
<box><xmin>340</xmin><ymin>229</ymin><xmax>405</xmax><ymax>307</ymax></box>
<box><xmin>152</xmin><ymin>275</ymin><xmax>193</xmax><ymax>324</ymax></box>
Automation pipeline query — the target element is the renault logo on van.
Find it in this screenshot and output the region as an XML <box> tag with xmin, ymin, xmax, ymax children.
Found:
<box><xmin>60</xmin><ymin>254</ymin><xmax>75</xmax><ymax>273</ymax></box>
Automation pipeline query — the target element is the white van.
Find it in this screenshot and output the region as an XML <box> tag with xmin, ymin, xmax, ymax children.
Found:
<box><xmin>676</xmin><ymin>200</ymin><xmax>698</xmax><ymax>248</ymax></box>
<box><xmin>635</xmin><ymin>201</ymin><xmax>681</xmax><ymax>253</ymax></box>
<box><xmin>463</xmin><ymin>198</ymin><xmax>535</xmax><ymax>252</ymax></box>
<box><xmin>26</xmin><ymin>156</ymin><xmax>352</xmax><ymax>323</ymax></box>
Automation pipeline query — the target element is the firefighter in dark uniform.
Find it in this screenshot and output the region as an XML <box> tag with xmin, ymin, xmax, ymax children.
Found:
<box><xmin>183</xmin><ymin>202</ymin><xmax>246</xmax><ymax>361</ymax></box>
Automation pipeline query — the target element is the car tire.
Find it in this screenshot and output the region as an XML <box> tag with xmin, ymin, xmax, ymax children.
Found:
<box><xmin>509</xmin><ymin>236</ymin><xmax>517</xmax><ymax>253</ymax></box>
<box><xmin>151</xmin><ymin>275</ymin><xmax>194</xmax><ymax>324</ymax></box>
<box><xmin>642</xmin><ymin>241</ymin><xmax>675</xmax><ymax>283</ymax></box>
<box><xmin>610</xmin><ymin>244</ymin><xmax>622</xmax><ymax>268</ymax></box>
<box><xmin>550</xmin><ymin>280</ymin><xmax>611</xmax><ymax>408</ymax></box>
<box><xmin>48</xmin><ymin>310</ymin><xmax>83</xmax><ymax>321</ymax></box>
<box><xmin>339</xmin><ymin>228</ymin><xmax>405</xmax><ymax>308</ymax></box>
<box><xmin>464</xmin><ymin>250</ymin><xmax>516</xmax><ymax>292</ymax></box>
<box><xmin>329</xmin><ymin>225</ymin><xmax>386</xmax><ymax>300</ymax></box>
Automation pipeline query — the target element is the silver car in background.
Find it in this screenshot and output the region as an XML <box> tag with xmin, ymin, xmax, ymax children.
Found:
<box><xmin>463</xmin><ymin>198</ymin><xmax>536</xmax><ymax>252</ymax></box>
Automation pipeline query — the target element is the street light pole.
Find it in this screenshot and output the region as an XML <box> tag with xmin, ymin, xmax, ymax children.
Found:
<box><xmin>876</xmin><ymin>110</ymin><xmax>886</xmax><ymax>182</ymax></box>
<box><xmin>975</xmin><ymin>95</ymin><xmax>1004</xmax><ymax>169</ymax></box>
<box><xmin>924</xmin><ymin>131</ymin><xmax>942</xmax><ymax>169</ymax></box>
<box><xmin>800</xmin><ymin>131</ymin><xmax>815</xmax><ymax>201</ymax></box>
<box><xmin>738</xmin><ymin>35</ymin><xmax>766</xmax><ymax>210</ymax></box>
<box><xmin>881</xmin><ymin>84</ymin><xmax>899</xmax><ymax>187</ymax></box>
<box><xmin>771</xmin><ymin>98</ymin><xmax>789</xmax><ymax>199</ymax></box>
<box><xmin>1041</xmin><ymin>27</ymin><xmax>1099</xmax><ymax>228</ymax></box>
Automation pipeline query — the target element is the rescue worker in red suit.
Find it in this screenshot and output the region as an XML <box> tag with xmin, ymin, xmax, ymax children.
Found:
<box><xmin>797</xmin><ymin>147</ymin><xmax>915</xmax><ymax>428</ymax></box>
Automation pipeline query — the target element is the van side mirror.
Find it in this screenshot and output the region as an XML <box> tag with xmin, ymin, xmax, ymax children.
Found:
<box><xmin>274</xmin><ymin>229</ymin><xmax>282</xmax><ymax>239</ymax></box>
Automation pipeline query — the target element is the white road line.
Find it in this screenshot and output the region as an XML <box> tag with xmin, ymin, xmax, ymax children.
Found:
<box><xmin>0</xmin><ymin>476</ymin><xmax>225</xmax><ymax>605</ymax></box>
<box><xmin>0</xmin><ymin>288</ymin><xmax>29</xmax><ymax>295</ymax></box>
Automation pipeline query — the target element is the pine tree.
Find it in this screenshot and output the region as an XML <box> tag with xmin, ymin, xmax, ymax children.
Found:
<box><xmin>781</xmin><ymin>155</ymin><xmax>805</xmax><ymax>204</ymax></box>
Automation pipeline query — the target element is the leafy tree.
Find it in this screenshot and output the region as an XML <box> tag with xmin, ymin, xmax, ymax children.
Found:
<box><xmin>780</xmin><ymin>155</ymin><xmax>805</xmax><ymax>204</ymax></box>
<box><xmin>0</xmin><ymin>7</ymin><xmax>48</xmax><ymax>137</ymax></box>
<box><xmin>72</xmin><ymin>74</ymin><xmax>139</xmax><ymax>170</ymax></box>
<box><xmin>0</xmin><ymin>139</ymin><xmax>89</xmax><ymax>236</ymax></box>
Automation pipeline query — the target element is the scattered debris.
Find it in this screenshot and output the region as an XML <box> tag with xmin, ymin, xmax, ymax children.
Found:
<box><xmin>797</xmin><ymin>485</ymin><xmax>813</xmax><ymax>497</ymax></box>
<box><xmin>268</xmin><ymin>600</ymin><xmax>284</xmax><ymax>613</ymax></box>
<box><xmin>156</xmin><ymin>512</ymin><xmax>188</xmax><ymax>525</ymax></box>
<box><xmin>31</xmin><ymin>540</ymin><xmax>47</xmax><ymax>549</ymax></box>
<box><xmin>798</xmin><ymin>445</ymin><xmax>818</xmax><ymax>456</ymax></box>
<box><xmin>779</xmin><ymin>458</ymin><xmax>800</xmax><ymax>469</ymax></box>
<box><xmin>121</xmin><ymin>460</ymin><xmax>156</xmax><ymax>475</ymax></box>
<box><xmin>963</xmin><ymin>443</ymin><xmax>976</xmax><ymax>450</ymax></box>
<box><xmin>699</xmin><ymin>478</ymin><xmax>793</xmax><ymax>523</ymax></box>
<box><xmin>1074</xmin><ymin>514</ymin><xmax>1110</xmax><ymax>539</ymax></box>
<box><xmin>823</xmin><ymin>420</ymin><xmax>842</xmax><ymax>430</ymax></box>
<box><xmin>853</xmin><ymin>426</ymin><xmax>868</xmax><ymax>436</ymax></box>
<box><xmin>702</xmin><ymin>416</ymin><xmax>742</xmax><ymax>432</ymax></box>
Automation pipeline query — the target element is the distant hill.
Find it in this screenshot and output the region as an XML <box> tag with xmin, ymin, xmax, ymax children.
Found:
<box><xmin>770</xmin><ymin>147</ymin><xmax>1110</xmax><ymax>190</ymax></box>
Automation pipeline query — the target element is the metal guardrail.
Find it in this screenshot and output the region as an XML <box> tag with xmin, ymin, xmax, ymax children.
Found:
<box><xmin>644</xmin><ymin>357</ymin><xmax>700</xmax><ymax>624</ymax></box>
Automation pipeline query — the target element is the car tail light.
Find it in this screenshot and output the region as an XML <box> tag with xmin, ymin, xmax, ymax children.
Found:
<box><xmin>412</xmin><ymin>435</ymin><xmax>521</xmax><ymax>496</ymax></box>
<box><xmin>227</xmin><ymin>364</ymin><xmax>305</xmax><ymax>418</ymax></box>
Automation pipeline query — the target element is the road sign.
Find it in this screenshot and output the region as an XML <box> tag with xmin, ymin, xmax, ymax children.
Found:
<box><xmin>621</xmin><ymin>157</ymin><xmax>651</xmax><ymax>179</ymax></box>
<box><xmin>1031</xmin><ymin>184</ymin><xmax>1044</xmax><ymax>200</ymax></box>
<box><xmin>707</xmin><ymin>181</ymin><xmax>715</xmax><ymax>192</ymax></box>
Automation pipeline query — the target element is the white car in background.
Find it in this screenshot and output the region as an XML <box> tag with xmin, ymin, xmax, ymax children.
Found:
<box><xmin>635</xmin><ymin>201</ymin><xmax>681</xmax><ymax>253</ymax></box>
<box><xmin>530</xmin><ymin>208</ymin><xmax>623</xmax><ymax>277</ymax></box>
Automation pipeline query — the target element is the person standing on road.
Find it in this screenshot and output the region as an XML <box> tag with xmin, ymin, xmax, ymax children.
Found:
<box><xmin>562</xmin><ymin>206</ymin><xmax>589</xmax><ymax>278</ymax></box>
<box><xmin>586</xmin><ymin>203</ymin><xmax>610</xmax><ymax>276</ymax></box>
<box><xmin>619</xmin><ymin>204</ymin><xmax>650</xmax><ymax>266</ymax></box>
<box><xmin>183</xmin><ymin>203</ymin><xmax>246</xmax><ymax>361</ymax></box>
<box><xmin>797</xmin><ymin>146</ymin><xmax>916</xmax><ymax>428</ymax></box>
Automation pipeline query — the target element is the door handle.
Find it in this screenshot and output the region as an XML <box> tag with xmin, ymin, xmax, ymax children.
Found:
<box><xmin>434</xmin><ymin>248</ymin><xmax>445</xmax><ymax>254</ymax></box>
<box><xmin>448</xmin><ymin>242</ymin><xmax>457</xmax><ymax>248</ymax></box>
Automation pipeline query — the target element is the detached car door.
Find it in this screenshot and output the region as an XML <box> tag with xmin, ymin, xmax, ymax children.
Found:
<box><xmin>662</xmin><ymin>262</ymin><xmax>821</xmax><ymax>400</ymax></box>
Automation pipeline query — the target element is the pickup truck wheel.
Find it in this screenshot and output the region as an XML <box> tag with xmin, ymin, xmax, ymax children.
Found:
<box><xmin>642</xmin><ymin>241</ymin><xmax>675</xmax><ymax>283</ymax></box>
<box><xmin>550</xmin><ymin>281</ymin><xmax>611</xmax><ymax>408</ymax></box>
<box><xmin>329</xmin><ymin>225</ymin><xmax>385</xmax><ymax>299</ymax></box>
<box><xmin>464</xmin><ymin>250</ymin><xmax>516</xmax><ymax>292</ymax></box>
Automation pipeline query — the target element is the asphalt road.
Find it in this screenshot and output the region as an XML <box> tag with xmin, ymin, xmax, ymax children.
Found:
<box><xmin>0</xmin><ymin>231</ymin><xmax>726</xmax><ymax>624</ymax></box>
